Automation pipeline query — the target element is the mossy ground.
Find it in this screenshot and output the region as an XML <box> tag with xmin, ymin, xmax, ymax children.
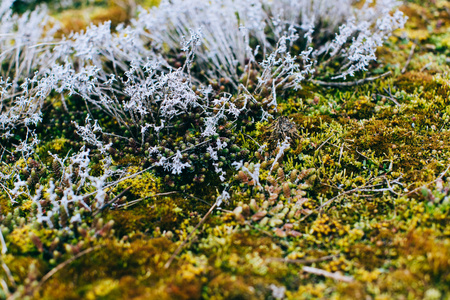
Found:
<box><xmin>2</xmin><ymin>1</ymin><xmax>450</xmax><ymax>299</ymax></box>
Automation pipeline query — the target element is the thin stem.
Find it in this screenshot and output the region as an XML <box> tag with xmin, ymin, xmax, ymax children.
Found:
<box><xmin>401</xmin><ymin>43</ymin><xmax>416</xmax><ymax>74</ymax></box>
<box><xmin>164</xmin><ymin>201</ymin><xmax>217</xmax><ymax>269</ymax></box>
<box><xmin>302</xmin><ymin>266</ymin><xmax>354</xmax><ymax>282</ymax></box>
<box><xmin>267</xmin><ymin>255</ymin><xmax>336</xmax><ymax>265</ymax></box>
<box><xmin>310</xmin><ymin>71</ymin><xmax>391</xmax><ymax>87</ymax></box>
<box><xmin>32</xmin><ymin>245</ymin><xmax>102</xmax><ymax>296</ymax></box>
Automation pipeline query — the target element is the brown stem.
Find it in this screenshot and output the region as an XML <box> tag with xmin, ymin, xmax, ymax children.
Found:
<box><xmin>310</xmin><ymin>71</ymin><xmax>391</xmax><ymax>87</ymax></box>
<box><xmin>401</xmin><ymin>43</ymin><xmax>416</xmax><ymax>74</ymax></box>
<box><xmin>164</xmin><ymin>201</ymin><xmax>217</xmax><ymax>269</ymax></box>
<box><xmin>92</xmin><ymin>186</ymin><xmax>132</xmax><ymax>217</ymax></box>
<box><xmin>302</xmin><ymin>266</ymin><xmax>354</xmax><ymax>282</ymax></box>
<box><xmin>267</xmin><ymin>255</ymin><xmax>336</xmax><ymax>265</ymax></box>
<box><xmin>30</xmin><ymin>245</ymin><xmax>102</xmax><ymax>297</ymax></box>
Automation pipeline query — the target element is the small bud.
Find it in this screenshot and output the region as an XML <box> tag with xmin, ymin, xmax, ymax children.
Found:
<box><xmin>242</xmin><ymin>204</ymin><xmax>250</xmax><ymax>217</ymax></box>
<box><xmin>259</xmin><ymin>217</ymin><xmax>269</xmax><ymax>227</ymax></box>
<box><xmin>277</xmin><ymin>167</ymin><xmax>285</xmax><ymax>181</ymax></box>
<box><xmin>255</xmin><ymin>151</ymin><xmax>263</xmax><ymax>160</ymax></box>
<box><xmin>249</xmin><ymin>199</ymin><xmax>259</xmax><ymax>212</ymax></box>
<box><xmin>290</xmin><ymin>169</ymin><xmax>298</xmax><ymax>182</ymax></box>
<box><xmin>238</xmin><ymin>170</ymin><xmax>248</xmax><ymax>182</ymax></box>
<box><xmin>273</xmin><ymin>228</ymin><xmax>287</xmax><ymax>238</ymax></box>
<box><xmin>251</xmin><ymin>210</ymin><xmax>267</xmax><ymax>222</ymax></box>
<box><xmin>269</xmin><ymin>218</ymin><xmax>283</xmax><ymax>227</ymax></box>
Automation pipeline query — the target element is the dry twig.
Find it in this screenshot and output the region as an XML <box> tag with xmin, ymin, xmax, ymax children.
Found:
<box><xmin>403</xmin><ymin>164</ymin><xmax>450</xmax><ymax>197</ymax></box>
<box><xmin>310</xmin><ymin>71</ymin><xmax>391</xmax><ymax>87</ymax></box>
<box><xmin>1</xmin><ymin>261</ymin><xmax>16</xmax><ymax>288</ymax></box>
<box><xmin>315</xmin><ymin>135</ymin><xmax>334</xmax><ymax>152</ymax></box>
<box><xmin>302</xmin><ymin>266</ymin><xmax>354</xmax><ymax>282</ymax></box>
<box><xmin>164</xmin><ymin>201</ymin><xmax>217</xmax><ymax>269</ymax></box>
<box><xmin>380</xmin><ymin>85</ymin><xmax>401</xmax><ymax>107</ymax></box>
<box><xmin>300</xmin><ymin>176</ymin><xmax>402</xmax><ymax>222</ymax></box>
<box><xmin>401</xmin><ymin>43</ymin><xmax>416</xmax><ymax>74</ymax></box>
<box><xmin>117</xmin><ymin>191</ymin><xmax>180</xmax><ymax>209</ymax></box>
<box><xmin>92</xmin><ymin>186</ymin><xmax>132</xmax><ymax>216</ymax></box>
<box><xmin>377</xmin><ymin>93</ymin><xmax>401</xmax><ymax>107</ymax></box>
<box><xmin>420</xmin><ymin>62</ymin><xmax>432</xmax><ymax>72</ymax></box>
<box><xmin>31</xmin><ymin>245</ymin><xmax>102</xmax><ymax>297</ymax></box>
<box><xmin>267</xmin><ymin>255</ymin><xmax>336</xmax><ymax>265</ymax></box>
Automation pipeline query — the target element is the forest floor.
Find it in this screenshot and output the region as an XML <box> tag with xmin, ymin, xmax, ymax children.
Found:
<box><xmin>2</xmin><ymin>1</ymin><xmax>450</xmax><ymax>299</ymax></box>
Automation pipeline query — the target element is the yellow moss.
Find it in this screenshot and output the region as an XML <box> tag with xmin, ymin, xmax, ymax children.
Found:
<box><xmin>356</xmin><ymin>269</ymin><xmax>382</xmax><ymax>283</ymax></box>
<box><xmin>0</xmin><ymin>193</ymin><xmax>11</xmax><ymax>215</ymax></box>
<box><xmin>115</xmin><ymin>166</ymin><xmax>160</xmax><ymax>199</ymax></box>
<box><xmin>55</xmin><ymin>10</ymin><xmax>89</xmax><ymax>36</ymax></box>
<box><xmin>90</xmin><ymin>6</ymin><xmax>129</xmax><ymax>28</ymax></box>
<box><xmin>245</xmin><ymin>251</ymin><xmax>268</xmax><ymax>275</ymax></box>
<box><xmin>407</xmin><ymin>29</ymin><xmax>430</xmax><ymax>41</ymax></box>
<box><xmin>49</xmin><ymin>138</ymin><xmax>69</xmax><ymax>152</ymax></box>
<box><xmin>37</xmin><ymin>138</ymin><xmax>72</xmax><ymax>162</ymax></box>
<box><xmin>441</xmin><ymin>36</ymin><xmax>450</xmax><ymax>48</ymax></box>
<box><xmin>255</xmin><ymin>121</ymin><xmax>269</xmax><ymax>134</ymax></box>
<box><xmin>20</xmin><ymin>200</ymin><xmax>33</xmax><ymax>213</ymax></box>
<box><xmin>139</xmin><ymin>0</ymin><xmax>162</xmax><ymax>8</ymax></box>
<box><xmin>436</xmin><ymin>0</ymin><xmax>450</xmax><ymax>9</ymax></box>
<box><xmin>85</xmin><ymin>279</ymin><xmax>119</xmax><ymax>300</ymax></box>
<box><xmin>310</xmin><ymin>214</ymin><xmax>345</xmax><ymax>238</ymax></box>
<box><xmin>176</xmin><ymin>253</ymin><xmax>207</xmax><ymax>281</ymax></box>
<box><xmin>288</xmin><ymin>283</ymin><xmax>327</xmax><ymax>299</ymax></box>
<box><xmin>8</xmin><ymin>226</ymin><xmax>35</xmax><ymax>253</ymax></box>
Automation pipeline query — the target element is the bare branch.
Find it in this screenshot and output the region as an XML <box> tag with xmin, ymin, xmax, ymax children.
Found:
<box><xmin>33</xmin><ymin>245</ymin><xmax>102</xmax><ymax>296</ymax></box>
<box><xmin>164</xmin><ymin>201</ymin><xmax>217</xmax><ymax>269</ymax></box>
<box><xmin>93</xmin><ymin>186</ymin><xmax>132</xmax><ymax>216</ymax></box>
<box><xmin>401</xmin><ymin>43</ymin><xmax>416</xmax><ymax>74</ymax></box>
<box><xmin>310</xmin><ymin>71</ymin><xmax>392</xmax><ymax>87</ymax></box>
<box><xmin>302</xmin><ymin>266</ymin><xmax>354</xmax><ymax>282</ymax></box>
<box><xmin>403</xmin><ymin>164</ymin><xmax>450</xmax><ymax>197</ymax></box>
<box><xmin>267</xmin><ymin>255</ymin><xmax>336</xmax><ymax>265</ymax></box>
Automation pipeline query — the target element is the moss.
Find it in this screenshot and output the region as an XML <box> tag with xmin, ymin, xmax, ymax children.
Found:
<box><xmin>90</xmin><ymin>6</ymin><xmax>130</xmax><ymax>28</ymax></box>
<box><xmin>2</xmin><ymin>1</ymin><xmax>450</xmax><ymax>299</ymax></box>
<box><xmin>114</xmin><ymin>166</ymin><xmax>160</xmax><ymax>199</ymax></box>
<box><xmin>8</xmin><ymin>226</ymin><xmax>38</xmax><ymax>254</ymax></box>
<box><xmin>0</xmin><ymin>193</ymin><xmax>12</xmax><ymax>216</ymax></box>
